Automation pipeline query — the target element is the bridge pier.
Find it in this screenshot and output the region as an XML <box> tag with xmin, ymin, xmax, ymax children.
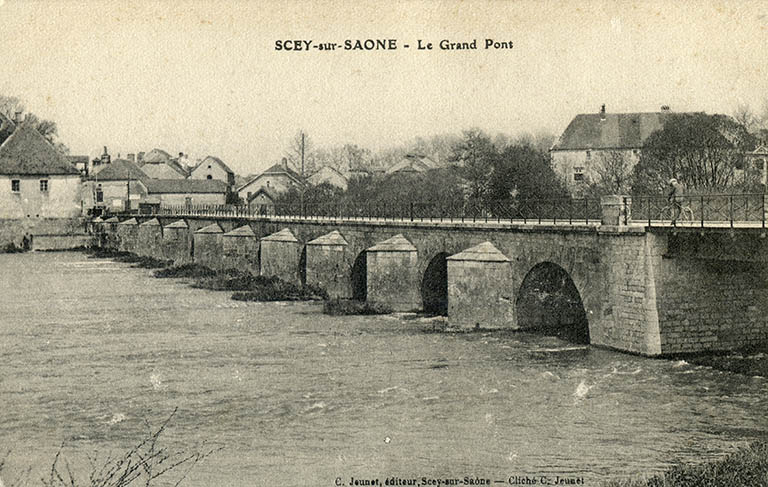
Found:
<box><xmin>447</xmin><ymin>242</ymin><xmax>515</xmax><ymax>329</ymax></box>
<box><xmin>136</xmin><ymin>218</ymin><xmax>162</xmax><ymax>257</ymax></box>
<box><xmin>260</xmin><ymin>228</ymin><xmax>302</xmax><ymax>285</ymax></box>
<box><xmin>306</xmin><ymin>231</ymin><xmax>350</xmax><ymax>298</ymax></box>
<box><xmin>194</xmin><ymin>223</ymin><xmax>224</xmax><ymax>269</ymax></box>
<box><xmin>116</xmin><ymin>218</ymin><xmax>138</xmax><ymax>253</ymax></box>
<box><xmin>162</xmin><ymin>219</ymin><xmax>192</xmax><ymax>264</ymax></box>
<box><xmin>222</xmin><ymin>225</ymin><xmax>260</xmax><ymax>276</ymax></box>
<box><xmin>366</xmin><ymin>234</ymin><xmax>420</xmax><ymax>311</ymax></box>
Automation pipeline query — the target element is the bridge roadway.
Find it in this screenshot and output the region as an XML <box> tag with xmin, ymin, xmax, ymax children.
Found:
<box><xmin>95</xmin><ymin>207</ymin><xmax>768</xmax><ymax>357</ymax></box>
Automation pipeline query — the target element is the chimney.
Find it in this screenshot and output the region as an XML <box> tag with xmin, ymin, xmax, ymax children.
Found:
<box><xmin>137</xmin><ymin>152</ymin><xmax>145</xmax><ymax>164</ymax></box>
<box><xmin>661</xmin><ymin>105</ymin><xmax>670</xmax><ymax>112</ymax></box>
<box><xmin>600</xmin><ymin>104</ymin><xmax>606</xmax><ymax>121</ymax></box>
<box><xmin>127</xmin><ymin>153</ymin><xmax>136</xmax><ymax>163</ymax></box>
<box><xmin>281</xmin><ymin>157</ymin><xmax>288</xmax><ymax>170</ymax></box>
<box><xmin>13</xmin><ymin>111</ymin><xmax>22</xmax><ymax>124</ymax></box>
<box><xmin>101</xmin><ymin>146</ymin><xmax>110</xmax><ymax>165</ymax></box>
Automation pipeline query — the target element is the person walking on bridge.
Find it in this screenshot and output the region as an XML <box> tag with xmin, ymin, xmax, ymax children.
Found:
<box><xmin>667</xmin><ymin>177</ymin><xmax>684</xmax><ymax>225</ymax></box>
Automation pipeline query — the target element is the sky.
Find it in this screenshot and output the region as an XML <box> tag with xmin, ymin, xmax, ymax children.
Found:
<box><xmin>0</xmin><ymin>0</ymin><xmax>766</xmax><ymax>175</ymax></box>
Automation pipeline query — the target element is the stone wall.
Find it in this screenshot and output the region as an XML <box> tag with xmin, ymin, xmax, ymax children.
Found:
<box><xmin>0</xmin><ymin>217</ymin><xmax>85</xmax><ymax>248</ymax></box>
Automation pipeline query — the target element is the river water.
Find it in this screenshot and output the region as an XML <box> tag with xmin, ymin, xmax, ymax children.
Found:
<box><xmin>1</xmin><ymin>252</ymin><xmax>767</xmax><ymax>486</ymax></box>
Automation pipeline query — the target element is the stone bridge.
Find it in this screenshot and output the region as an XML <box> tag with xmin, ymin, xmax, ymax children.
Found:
<box><xmin>91</xmin><ymin>199</ymin><xmax>768</xmax><ymax>357</ymax></box>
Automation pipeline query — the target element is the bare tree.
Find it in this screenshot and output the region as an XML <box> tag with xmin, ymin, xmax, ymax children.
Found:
<box><xmin>284</xmin><ymin>130</ymin><xmax>315</xmax><ymax>176</ymax></box>
<box><xmin>592</xmin><ymin>150</ymin><xmax>634</xmax><ymax>194</ymax></box>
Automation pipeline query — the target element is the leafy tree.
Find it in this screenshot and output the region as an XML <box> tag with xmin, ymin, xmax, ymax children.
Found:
<box><xmin>0</xmin><ymin>94</ymin><xmax>63</xmax><ymax>146</ymax></box>
<box><xmin>449</xmin><ymin>128</ymin><xmax>496</xmax><ymax>203</ymax></box>
<box><xmin>488</xmin><ymin>142</ymin><xmax>568</xmax><ymax>206</ymax></box>
<box><xmin>631</xmin><ymin>113</ymin><xmax>755</xmax><ymax>193</ymax></box>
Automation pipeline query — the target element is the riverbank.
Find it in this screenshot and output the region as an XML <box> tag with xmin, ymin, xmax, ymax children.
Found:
<box><xmin>603</xmin><ymin>440</ymin><xmax>768</xmax><ymax>486</ymax></box>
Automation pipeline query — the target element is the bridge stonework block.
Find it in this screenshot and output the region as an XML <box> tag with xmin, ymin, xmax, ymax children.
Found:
<box><xmin>306</xmin><ymin>231</ymin><xmax>350</xmax><ymax>298</ymax></box>
<box><xmin>136</xmin><ymin>218</ymin><xmax>163</xmax><ymax>257</ymax></box>
<box><xmin>260</xmin><ymin>228</ymin><xmax>302</xmax><ymax>285</ymax></box>
<box><xmin>366</xmin><ymin>234</ymin><xmax>420</xmax><ymax>311</ymax></box>
<box><xmin>116</xmin><ymin>218</ymin><xmax>139</xmax><ymax>253</ymax></box>
<box><xmin>222</xmin><ymin>225</ymin><xmax>260</xmax><ymax>276</ymax></box>
<box><xmin>447</xmin><ymin>242</ymin><xmax>515</xmax><ymax>330</ymax></box>
<box><xmin>193</xmin><ymin>223</ymin><xmax>225</xmax><ymax>270</ymax></box>
<box><xmin>162</xmin><ymin>220</ymin><xmax>192</xmax><ymax>264</ymax></box>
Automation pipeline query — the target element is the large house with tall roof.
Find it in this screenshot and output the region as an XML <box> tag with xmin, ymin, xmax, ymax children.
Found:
<box><xmin>0</xmin><ymin>121</ymin><xmax>81</xmax><ymax>220</ymax></box>
<box><xmin>550</xmin><ymin>105</ymin><xmax>694</xmax><ymax>194</ymax></box>
<box><xmin>189</xmin><ymin>155</ymin><xmax>235</xmax><ymax>188</ymax></box>
<box><xmin>236</xmin><ymin>158</ymin><xmax>305</xmax><ymax>205</ymax></box>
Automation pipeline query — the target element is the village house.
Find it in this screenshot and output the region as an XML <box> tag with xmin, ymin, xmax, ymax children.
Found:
<box><xmin>237</xmin><ymin>158</ymin><xmax>305</xmax><ymax>203</ymax></box>
<box><xmin>189</xmin><ymin>155</ymin><xmax>235</xmax><ymax>188</ymax></box>
<box><xmin>745</xmin><ymin>145</ymin><xmax>768</xmax><ymax>188</ymax></box>
<box><xmin>142</xmin><ymin>178</ymin><xmax>227</xmax><ymax>208</ymax></box>
<box><xmin>550</xmin><ymin>105</ymin><xmax>693</xmax><ymax>195</ymax></box>
<box><xmin>139</xmin><ymin>148</ymin><xmax>188</xmax><ymax>179</ymax></box>
<box><xmin>85</xmin><ymin>159</ymin><xmax>150</xmax><ymax>213</ymax></box>
<box><xmin>0</xmin><ymin>122</ymin><xmax>82</xmax><ymax>224</ymax></box>
<box><xmin>307</xmin><ymin>165</ymin><xmax>348</xmax><ymax>190</ymax></box>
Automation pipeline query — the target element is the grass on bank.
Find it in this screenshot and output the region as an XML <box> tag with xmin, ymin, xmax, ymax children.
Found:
<box><xmin>603</xmin><ymin>440</ymin><xmax>768</xmax><ymax>487</ymax></box>
<box><xmin>2</xmin><ymin>242</ymin><xmax>27</xmax><ymax>253</ymax></box>
<box><xmin>323</xmin><ymin>298</ymin><xmax>392</xmax><ymax>316</ymax></box>
<box><xmin>0</xmin><ymin>408</ymin><xmax>220</xmax><ymax>487</ymax></box>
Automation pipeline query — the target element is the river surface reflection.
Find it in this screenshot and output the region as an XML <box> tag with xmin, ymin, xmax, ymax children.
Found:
<box><xmin>1</xmin><ymin>252</ymin><xmax>767</xmax><ymax>486</ymax></box>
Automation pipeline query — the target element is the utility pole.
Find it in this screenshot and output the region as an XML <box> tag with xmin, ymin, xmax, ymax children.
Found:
<box><xmin>301</xmin><ymin>131</ymin><xmax>305</xmax><ymax>177</ymax></box>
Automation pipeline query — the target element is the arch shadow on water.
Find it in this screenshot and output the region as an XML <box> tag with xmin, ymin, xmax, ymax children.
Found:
<box><xmin>350</xmin><ymin>251</ymin><xmax>367</xmax><ymax>300</ymax></box>
<box><xmin>516</xmin><ymin>262</ymin><xmax>589</xmax><ymax>344</ymax></box>
<box><xmin>421</xmin><ymin>252</ymin><xmax>449</xmax><ymax>316</ymax></box>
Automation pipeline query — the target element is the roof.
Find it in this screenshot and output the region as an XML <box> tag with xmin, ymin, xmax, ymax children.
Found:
<box><xmin>195</xmin><ymin>222</ymin><xmax>223</xmax><ymax>234</ymax></box>
<box><xmin>142</xmin><ymin>148</ymin><xmax>172</xmax><ymax>163</ymax></box>
<box><xmin>367</xmin><ymin>234</ymin><xmax>416</xmax><ymax>252</ymax></box>
<box><xmin>224</xmin><ymin>225</ymin><xmax>256</xmax><ymax>237</ymax></box>
<box><xmin>307</xmin><ymin>230</ymin><xmax>348</xmax><ymax>246</ymax></box>
<box><xmin>141</xmin><ymin>162</ymin><xmax>187</xmax><ymax>179</ymax></box>
<box><xmin>89</xmin><ymin>160</ymin><xmax>149</xmax><ymax>181</ymax></box>
<box><xmin>164</xmin><ymin>219</ymin><xmax>188</xmax><ymax>229</ymax></box>
<box><xmin>192</xmin><ymin>156</ymin><xmax>234</xmax><ymax>175</ymax></box>
<box><xmin>261</xmin><ymin>228</ymin><xmax>298</xmax><ymax>243</ymax></box>
<box><xmin>144</xmin><ymin>178</ymin><xmax>228</xmax><ymax>194</ymax></box>
<box><xmin>551</xmin><ymin>111</ymin><xmax>692</xmax><ymax>151</ymax></box>
<box><xmin>237</xmin><ymin>163</ymin><xmax>305</xmax><ymax>192</ymax></box>
<box><xmin>246</xmin><ymin>186</ymin><xmax>278</xmax><ymax>202</ymax></box>
<box><xmin>447</xmin><ymin>242</ymin><xmax>510</xmax><ymax>262</ymax></box>
<box><xmin>385</xmin><ymin>154</ymin><xmax>437</xmax><ymax>175</ymax></box>
<box><xmin>307</xmin><ymin>166</ymin><xmax>348</xmax><ymax>186</ymax></box>
<box><xmin>0</xmin><ymin>123</ymin><xmax>79</xmax><ymax>176</ymax></box>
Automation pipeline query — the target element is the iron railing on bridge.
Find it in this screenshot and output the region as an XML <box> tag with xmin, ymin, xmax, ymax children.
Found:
<box><xmin>630</xmin><ymin>193</ymin><xmax>767</xmax><ymax>228</ymax></box>
<box><xmin>153</xmin><ymin>198</ymin><xmax>604</xmax><ymax>225</ymax></box>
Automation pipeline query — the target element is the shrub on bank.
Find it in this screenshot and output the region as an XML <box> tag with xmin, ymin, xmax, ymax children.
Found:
<box><xmin>230</xmin><ymin>276</ymin><xmax>328</xmax><ymax>302</ymax></box>
<box><xmin>153</xmin><ymin>263</ymin><xmax>216</xmax><ymax>279</ymax></box>
<box><xmin>87</xmin><ymin>249</ymin><xmax>172</xmax><ymax>269</ymax></box>
<box><xmin>2</xmin><ymin>242</ymin><xmax>27</xmax><ymax>253</ymax></box>
<box><xmin>603</xmin><ymin>440</ymin><xmax>768</xmax><ymax>486</ymax></box>
<box><xmin>323</xmin><ymin>298</ymin><xmax>392</xmax><ymax>316</ymax></box>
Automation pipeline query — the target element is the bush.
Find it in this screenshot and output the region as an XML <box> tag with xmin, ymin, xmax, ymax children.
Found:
<box><xmin>2</xmin><ymin>243</ymin><xmax>26</xmax><ymax>253</ymax></box>
<box><xmin>323</xmin><ymin>298</ymin><xmax>392</xmax><ymax>315</ymax></box>
<box><xmin>603</xmin><ymin>441</ymin><xmax>768</xmax><ymax>486</ymax></box>
<box><xmin>153</xmin><ymin>264</ymin><xmax>216</xmax><ymax>279</ymax></box>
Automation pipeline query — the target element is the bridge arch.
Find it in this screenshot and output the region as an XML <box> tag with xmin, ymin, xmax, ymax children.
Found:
<box><xmin>421</xmin><ymin>252</ymin><xmax>449</xmax><ymax>315</ymax></box>
<box><xmin>350</xmin><ymin>250</ymin><xmax>367</xmax><ymax>300</ymax></box>
<box><xmin>515</xmin><ymin>261</ymin><xmax>589</xmax><ymax>343</ymax></box>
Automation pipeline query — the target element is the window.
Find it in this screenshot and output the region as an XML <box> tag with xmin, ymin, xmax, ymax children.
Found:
<box><xmin>206</xmin><ymin>175</ymin><xmax>212</xmax><ymax>179</ymax></box>
<box><xmin>39</xmin><ymin>179</ymin><xmax>48</xmax><ymax>192</ymax></box>
<box><xmin>207</xmin><ymin>165</ymin><xmax>212</xmax><ymax>169</ymax></box>
<box><xmin>96</xmin><ymin>184</ymin><xmax>103</xmax><ymax>203</ymax></box>
<box><xmin>573</xmin><ymin>167</ymin><xmax>584</xmax><ymax>182</ymax></box>
<box><xmin>585</xmin><ymin>150</ymin><xmax>591</xmax><ymax>161</ymax></box>
<box><xmin>11</xmin><ymin>179</ymin><xmax>19</xmax><ymax>193</ymax></box>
